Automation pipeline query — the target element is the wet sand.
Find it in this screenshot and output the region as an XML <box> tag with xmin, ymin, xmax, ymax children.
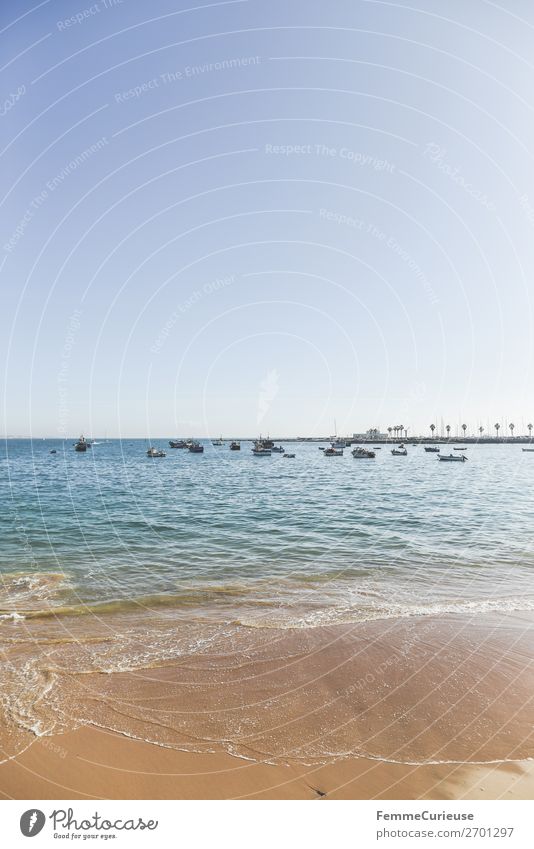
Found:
<box><xmin>0</xmin><ymin>612</ymin><xmax>533</xmax><ymax>799</ymax></box>
<box><xmin>0</xmin><ymin>725</ymin><xmax>533</xmax><ymax>800</ymax></box>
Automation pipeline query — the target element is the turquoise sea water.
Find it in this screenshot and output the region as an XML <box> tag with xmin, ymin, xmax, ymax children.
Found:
<box><xmin>1</xmin><ymin>439</ymin><xmax>533</xmax><ymax>627</ymax></box>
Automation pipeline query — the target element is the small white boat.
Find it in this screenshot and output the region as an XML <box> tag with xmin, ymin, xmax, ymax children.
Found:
<box><xmin>424</xmin><ymin>445</ymin><xmax>440</xmax><ymax>453</ymax></box>
<box><xmin>147</xmin><ymin>446</ymin><xmax>166</xmax><ymax>458</ymax></box>
<box><xmin>438</xmin><ymin>453</ymin><xmax>467</xmax><ymax>462</ymax></box>
<box><xmin>271</xmin><ymin>445</ymin><xmax>285</xmax><ymax>453</ymax></box>
<box><xmin>391</xmin><ymin>444</ymin><xmax>407</xmax><ymax>456</ymax></box>
<box><xmin>352</xmin><ymin>446</ymin><xmax>375</xmax><ymax>459</ymax></box>
<box><xmin>212</xmin><ymin>437</ymin><xmax>223</xmax><ymax>446</ymax></box>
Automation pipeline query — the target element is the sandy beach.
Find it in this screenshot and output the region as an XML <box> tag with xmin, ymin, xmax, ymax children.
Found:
<box><xmin>0</xmin><ymin>611</ymin><xmax>532</xmax><ymax>799</ymax></box>
<box><xmin>1</xmin><ymin>725</ymin><xmax>533</xmax><ymax>800</ymax></box>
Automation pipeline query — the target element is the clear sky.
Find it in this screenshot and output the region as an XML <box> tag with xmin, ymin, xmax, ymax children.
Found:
<box><xmin>1</xmin><ymin>0</ymin><xmax>534</xmax><ymax>438</ymax></box>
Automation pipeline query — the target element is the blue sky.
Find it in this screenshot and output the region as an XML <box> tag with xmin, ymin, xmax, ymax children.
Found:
<box><xmin>1</xmin><ymin>0</ymin><xmax>534</xmax><ymax>437</ymax></box>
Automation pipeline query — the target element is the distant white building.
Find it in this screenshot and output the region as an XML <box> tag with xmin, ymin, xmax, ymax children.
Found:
<box><xmin>352</xmin><ymin>428</ymin><xmax>388</xmax><ymax>440</ymax></box>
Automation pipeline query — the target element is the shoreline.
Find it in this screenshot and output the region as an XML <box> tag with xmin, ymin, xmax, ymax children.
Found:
<box><xmin>1</xmin><ymin>725</ymin><xmax>533</xmax><ymax>800</ymax></box>
<box><xmin>0</xmin><ymin>611</ymin><xmax>532</xmax><ymax>799</ymax></box>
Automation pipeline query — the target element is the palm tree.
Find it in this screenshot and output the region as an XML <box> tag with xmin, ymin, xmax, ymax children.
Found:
<box><xmin>462</xmin><ymin>423</ymin><xmax>467</xmax><ymax>439</ymax></box>
<box><xmin>430</xmin><ymin>423</ymin><xmax>435</xmax><ymax>439</ymax></box>
<box><xmin>509</xmin><ymin>422</ymin><xmax>515</xmax><ymax>439</ymax></box>
<box><xmin>528</xmin><ymin>423</ymin><xmax>533</xmax><ymax>440</ymax></box>
<box><xmin>478</xmin><ymin>426</ymin><xmax>484</xmax><ymax>439</ymax></box>
<box><xmin>399</xmin><ymin>425</ymin><xmax>404</xmax><ymax>441</ymax></box>
<box><xmin>494</xmin><ymin>423</ymin><xmax>500</xmax><ymax>440</ymax></box>
<box><xmin>446</xmin><ymin>424</ymin><xmax>451</xmax><ymax>440</ymax></box>
<box><xmin>387</xmin><ymin>427</ymin><xmax>392</xmax><ymax>440</ymax></box>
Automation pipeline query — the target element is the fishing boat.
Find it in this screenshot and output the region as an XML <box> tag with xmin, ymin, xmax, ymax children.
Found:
<box><xmin>260</xmin><ymin>437</ymin><xmax>274</xmax><ymax>449</ymax></box>
<box><xmin>188</xmin><ymin>441</ymin><xmax>204</xmax><ymax>453</ymax></box>
<box><xmin>74</xmin><ymin>435</ymin><xmax>88</xmax><ymax>452</ymax></box>
<box><xmin>438</xmin><ymin>453</ymin><xmax>467</xmax><ymax>462</ymax></box>
<box><xmin>352</xmin><ymin>446</ymin><xmax>375</xmax><ymax>459</ymax></box>
<box><xmin>325</xmin><ymin>445</ymin><xmax>343</xmax><ymax>456</ymax></box>
<box><xmin>147</xmin><ymin>447</ymin><xmax>166</xmax><ymax>458</ymax></box>
<box><xmin>391</xmin><ymin>444</ymin><xmax>407</xmax><ymax>456</ymax></box>
<box><xmin>230</xmin><ymin>441</ymin><xmax>241</xmax><ymax>451</ymax></box>
<box><xmin>252</xmin><ymin>440</ymin><xmax>271</xmax><ymax>456</ymax></box>
<box><xmin>331</xmin><ymin>419</ymin><xmax>346</xmax><ymax>449</ymax></box>
<box><xmin>424</xmin><ymin>445</ymin><xmax>440</xmax><ymax>453</ymax></box>
<box><xmin>283</xmin><ymin>453</ymin><xmax>296</xmax><ymax>459</ymax></box>
<box><xmin>271</xmin><ymin>445</ymin><xmax>285</xmax><ymax>453</ymax></box>
<box><xmin>169</xmin><ymin>439</ymin><xmax>187</xmax><ymax>449</ymax></box>
<box><xmin>212</xmin><ymin>437</ymin><xmax>223</xmax><ymax>446</ymax></box>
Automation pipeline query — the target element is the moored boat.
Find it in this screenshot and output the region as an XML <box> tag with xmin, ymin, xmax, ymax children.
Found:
<box><xmin>325</xmin><ymin>445</ymin><xmax>343</xmax><ymax>456</ymax></box>
<box><xmin>74</xmin><ymin>435</ymin><xmax>88</xmax><ymax>452</ymax></box>
<box><xmin>352</xmin><ymin>446</ymin><xmax>375</xmax><ymax>459</ymax></box>
<box><xmin>169</xmin><ymin>439</ymin><xmax>187</xmax><ymax>448</ymax></box>
<box><xmin>252</xmin><ymin>440</ymin><xmax>271</xmax><ymax>456</ymax></box>
<box><xmin>230</xmin><ymin>441</ymin><xmax>241</xmax><ymax>451</ymax></box>
<box><xmin>188</xmin><ymin>441</ymin><xmax>204</xmax><ymax>453</ymax></box>
<box><xmin>283</xmin><ymin>453</ymin><xmax>296</xmax><ymax>458</ymax></box>
<box><xmin>212</xmin><ymin>437</ymin><xmax>224</xmax><ymax>446</ymax></box>
<box><xmin>271</xmin><ymin>445</ymin><xmax>285</xmax><ymax>453</ymax></box>
<box><xmin>391</xmin><ymin>444</ymin><xmax>407</xmax><ymax>456</ymax></box>
<box><xmin>424</xmin><ymin>445</ymin><xmax>440</xmax><ymax>453</ymax></box>
<box><xmin>438</xmin><ymin>453</ymin><xmax>467</xmax><ymax>462</ymax></box>
<box><xmin>147</xmin><ymin>446</ymin><xmax>166</xmax><ymax>458</ymax></box>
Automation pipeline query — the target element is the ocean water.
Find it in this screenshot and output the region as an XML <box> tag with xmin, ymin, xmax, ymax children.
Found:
<box><xmin>1</xmin><ymin>438</ymin><xmax>534</xmax><ymax>764</ymax></box>
<box><xmin>1</xmin><ymin>438</ymin><xmax>534</xmax><ymax>626</ymax></box>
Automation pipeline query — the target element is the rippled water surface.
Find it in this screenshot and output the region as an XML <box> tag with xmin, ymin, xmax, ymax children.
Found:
<box><xmin>1</xmin><ymin>439</ymin><xmax>533</xmax><ymax>625</ymax></box>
